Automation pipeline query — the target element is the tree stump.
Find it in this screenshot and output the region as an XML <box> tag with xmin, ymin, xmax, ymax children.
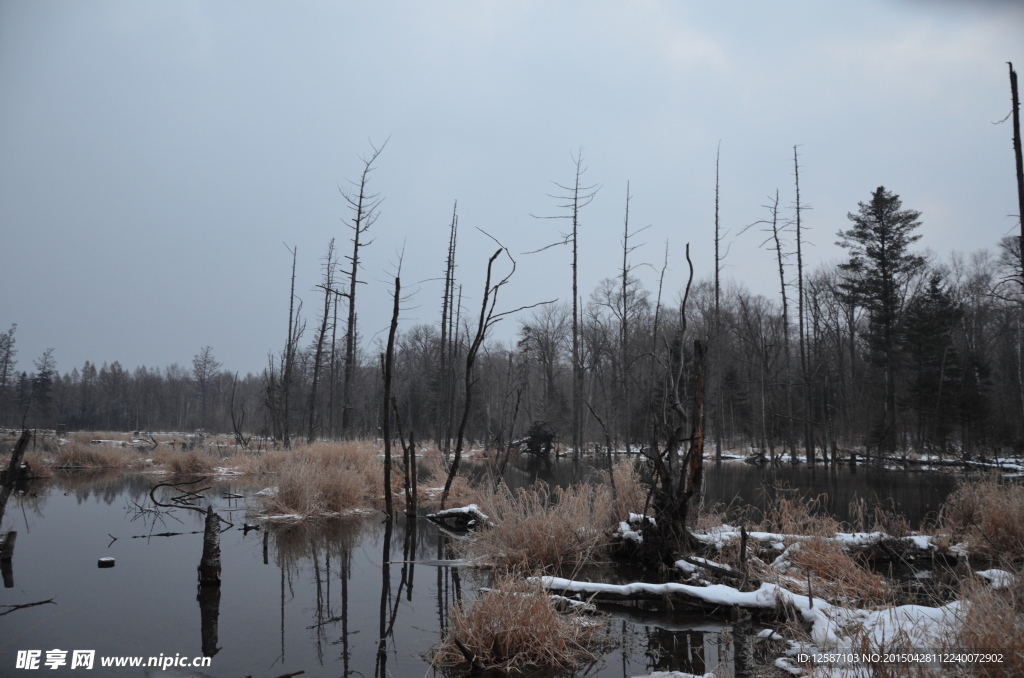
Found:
<box><xmin>197</xmin><ymin>506</ymin><xmax>221</xmax><ymax>587</ymax></box>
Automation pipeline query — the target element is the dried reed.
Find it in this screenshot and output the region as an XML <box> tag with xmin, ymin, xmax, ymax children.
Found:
<box><xmin>53</xmin><ymin>440</ymin><xmax>138</xmax><ymax>469</ymax></box>
<box><xmin>472</xmin><ymin>481</ymin><xmax>614</xmax><ymax>573</ymax></box>
<box><xmin>939</xmin><ymin>480</ymin><xmax>1024</xmax><ymax>560</ymax></box>
<box><xmin>433</xmin><ymin>575</ymin><xmax>607</xmax><ymax>672</ymax></box>
<box><xmin>785</xmin><ymin>536</ymin><xmax>889</xmax><ymax>605</ymax></box>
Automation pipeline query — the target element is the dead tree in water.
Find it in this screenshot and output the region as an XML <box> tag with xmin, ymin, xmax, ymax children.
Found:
<box><xmin>148</xmin><ymin>479</ymin><xmax>232</xmax><ymax>589</ymax></box>
<box><xmin>437</xmin><ymin>202</ymin><xmax>458</xmax><ymax>454</ymax></box>
<box><xmin>381</xmin><ymin>276</ymin><xmax>401</xmax><ymax>517</ymax></box>
<box><xmin>278</xmin><ymin>244</ymin><xmax>304</xmax><ymax>448</ymax></box>
<box><xmin>641</xmin><ymin>245</ymin><xmax>706</xmax><ymax>565</ymax></box>
<box><xmin>1</xmin><ymin>430</ymin><xmax>31</xmax><ymax>587</ymax></box>
<box><xmin>340</xmin><ymin>140</ymin><xmax>387</xmax><ymax>435</ymax></box>
<box><xmin>307</xmin><ymin>239</ymin><xmax>339</xmax><ymax>443</ymax></box>
<box><xmin>440</xmin><ymin>239</ymin><xmax>553</xmax><ymax>508</ymax></box>
<box><xmin>532</xmin><ymin>151</ymin><xmax>599</xmax><ymax>459</ymax></box>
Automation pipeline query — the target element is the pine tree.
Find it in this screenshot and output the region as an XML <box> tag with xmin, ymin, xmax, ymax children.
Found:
<box><xmin>837</xmin><ymin>186</ymin><xmax>924</xmax><ymax>454</ymax></box>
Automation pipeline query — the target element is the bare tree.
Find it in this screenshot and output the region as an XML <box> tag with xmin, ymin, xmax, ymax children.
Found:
<box><xmin>307</xmin><ymin>239</ymin><xmax>339</xmax><ymax>443</ymax></box>
<box><xmin>793</xmin><ymin>146</ymin><xmax>814</xmax><ymax>463</ymax></box>
<box><xmin>381</xmin><ymin>275</ymin><xmax>401</xmax><ymax>516</ymax></box>
<box><xmin>340</xmin><ymin>139</ymin><xmax>387</xmax><ymax>435</ymax></box>
<box><xmin>641</xmin><ymin>244</ymin><xmax>705</xmax><ymax>563</ymax></box>
<box><xmin>280</xmin><ymin>244</ymin><xmax>304</xmax><ymax>447</ymax></box>
<box><xmin>713</xmin><ymin>144</ymin><xmax>724</xmax><ymax>461</ymax></box>
<box><xmin>532</xmin><ymin>150</ymin><xmax>599</xmax><ymax>457</ymax></box>
<box><xmin>441</xmin><ymin>237</ymin><xmax>553</xmax><ymax>507</ymax></box>
<box><xmin>192</xmin><ymin>346</ymin><xmax>221</xmax><ymax>431</ymax></box>
<box><xmin>437</xmin><ymin>201</ymin><xmax>458</xmax><ymax>453</ymax></box>
<box><xmin>1009</xmin><ymin>63</ymin><xmax>1024</xmax><ymax>293</ymax></box>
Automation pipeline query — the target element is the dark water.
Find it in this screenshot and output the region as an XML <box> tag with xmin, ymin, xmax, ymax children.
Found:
<box><xmin>0</xmin><ymin>459</ymin><xmax>961</xmax><ymax>677</ymax></box>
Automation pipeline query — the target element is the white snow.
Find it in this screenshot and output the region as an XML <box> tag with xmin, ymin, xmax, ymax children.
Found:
<box><xmin>427</xmin><ymin>503</ymin><xmax>492</xmax><ymax>526</ymax></box>
<box><xmin>632</xmin><ymin>672</ymin><xmax>716</xmax><ymax>678</ymax></box>
<box><xmin>615</xmin><ymin>521</ymin><xmax>644</xmax><ymax>543</ymax></box>
<box><xmin>976</xmin><ymin>568</ymin><xmax>1016</xmax><ymax>589</ymax></box>
<box><xmin>538</xmin><ymin>576</ymin><xmax>963</xmax><ymax>658</ymax></box>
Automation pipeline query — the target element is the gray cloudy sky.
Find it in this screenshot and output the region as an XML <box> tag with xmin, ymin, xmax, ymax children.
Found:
<box><xmin>2</xmin><ymin>1</ymin><xmax>1023</xmax><ymax>376</ymax></box>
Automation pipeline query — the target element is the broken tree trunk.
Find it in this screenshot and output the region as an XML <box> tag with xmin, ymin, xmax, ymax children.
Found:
<box><xmin>0</xmin><ymin>430</ymin><xmax>32</xmax><ymax>529</ymax></box>
<box><xmin>1</xmin><ymin>530</ymin><xmax>15</xmax><ymax>588</ymax></box>
<box><xmin>197</xmin><ymin>506</ymin><xmax>221</xmax><ymax>587</ymax></box>
<box><xmin>198</xmin><ymin>584</ymin><xmax>221</xmax><ymax>657</ymax></box>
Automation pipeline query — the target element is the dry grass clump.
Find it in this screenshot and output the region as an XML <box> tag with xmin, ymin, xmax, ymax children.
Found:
<box><xmin>472</xmin><ymin>481</ymin><xmax>614</xmax><ymax>573</ymax></box>
<box><xmin>604</xmin><ymin>457</ymin><xmax>648</xmax><ymax>520</ymax></box>
<box><xmin>433</xmin><ymin>575</ymin><xmax>607</xmax><ymax>672</ymax></box>
<box><xmin>939</xmin><ymin>480</ymin><xmax>1024</xmax><ymax>560</ymax></box>
<box><xmin>419</xmin><ymin>454</ymin><xmax>482</xmax><ymax>508</ymax></box>
<box><xmin>54</xmin><ymin>440</ymin><xmax>138</xmax><ymax>469</ymax></box>
<box><xmin>951</xmin><ymin>574</ymin><xmax>1024</xmax><ymax>677</ymax></box>
<box><xmin>786</xmin><ymin>536</ymin><xmax>889</xmax><ymax>605</ymax></box>
<box><xmin>762</xmin><ymin>492</ymin><xmax>841</xmax><ymax>537</ymax></box>
<box><xmin>166</xmin><ymin>450</ymin><xmax>217</xmax><ymax>475</ymax></box>
<box><xmin>260</xmin><ymin>441</ymin><xmax>383</xmax><ymax>516</ymax></box>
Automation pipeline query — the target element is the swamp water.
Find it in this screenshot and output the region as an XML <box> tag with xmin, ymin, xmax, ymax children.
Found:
<box><xmin>0</xmin><ymin>459</ymin><xmax>959</xmax><ymax>677</ymax></box>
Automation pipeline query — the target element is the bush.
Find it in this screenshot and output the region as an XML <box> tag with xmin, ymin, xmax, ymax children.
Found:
<box><xmin>473</xmin><ymin>481</ymin><xmax>614</xmax><ymax>573</ymax></box>
<box><xmin>939</xmin><ymin>480</ymin><xmax>1024</xmax><ymax>561</ymax></box>
<box><xmin>434</xmin><ymin>575</ymin><xmax>607</xmax><ymax>672</ymax></box>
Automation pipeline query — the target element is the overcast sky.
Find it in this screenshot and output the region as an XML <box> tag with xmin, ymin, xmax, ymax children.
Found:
<box><xmin>2</xmin><ymin>1</ymin><xmax>1023</xmax><ymax>377</ymax></box>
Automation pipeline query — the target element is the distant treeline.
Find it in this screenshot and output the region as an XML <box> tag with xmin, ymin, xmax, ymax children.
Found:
<box><xmin>2</xmin><ymin>185</ymin><xmax>1023</xmax><ymax>459</ymax></box>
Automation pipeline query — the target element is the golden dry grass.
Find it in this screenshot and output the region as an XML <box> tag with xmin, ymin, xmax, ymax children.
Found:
<box><xmin>433</xmin><ymin>575</ymin><xmax>607</xmax><ymax>672</ymax></box>
<box><xmin>419</xmin><ymin>453</ymin><xmax>482</xmax><ymax>508</ymax></box>
<box><xmin>604</xmin><ymin>457</ymin><xmax>648</xmax><ymax>521</ymax></box>
<box><xmin>939</xmin><ymin>480</ymin><xmax>1024</xmax><ymax>561</ymax></box>
<box><xmin>761</xmin><ymin>493</ymin><xmax>841</xmax><ymax>537</ymax></box>
<box><xmin>471</xmin><ymin>481</ymin><xmax>615</xmax><ymax>574</ymax></box>
<box><xmin>53</xmin><ymin>440</ymin><xmax>139</xmax><ymax>469</ymax></box>
<box><xmin>785</xmin><ymin>536</ymin><xmax>889</xmax><ymax>605</ymax></box>
<box><xmin>253</xmin><ymin>441</ymin><xmax>386</xmax><ymax>516</ymax></box>
<box><xmin>951</xmin><ymin>574</ymin><xmax>1024</xmax><ymax>678</ymax></box>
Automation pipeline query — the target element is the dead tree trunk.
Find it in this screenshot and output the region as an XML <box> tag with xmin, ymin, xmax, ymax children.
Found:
<box><xmin>198</xmin><ymin>505</ymin><xmax>221</xmax><ymax>587</ymax></box>
<box><xmin>437</xmin><ymin>202</ymin><xmax>458</xmax><ymax>453</ymax></box>
<box><xmin>713</xmin><ymin>145</ymin><xmax>724</xmax><ymax>462</ymax></box>
<box><xmin>197</xmin><ymin>585</ymin><xmax>221</xmax><ymax>657</ymax></box>
<box><xmin>794</xmin><ymin>146</ymin><xmax>814</xmax><ymax>463</ymax></box>
<box><xmin>440</xmin><ymin>244</ymin><xmax>540</xmax><ymax>508</ymax></box>
<box><xmin>1011</xmin><ymin>62</ymin><xmax>1024</xmax><ymax>293</ymax></box>
<box><xmin>643</xmin><ymin>245</ymin><xmax>701</xmax><ymax>564</ymax></box>
<box><xmin>341</xmin><ymin>140</ymin><xmax>387</xmax><ymax>435</ymax></box>
<box><xmin>0</xmin><ymin>430</ymin><xmax>31</xmax><ymax>530</ymax></box>
<box><xmin>307</xmin><ymin>239</ymin><xmax>338</xmax><ymax>443</ymax></box>
<box><xmin>281</xmin><ymin>244</ymin><xmax>302</xmax><ymax>448</ymax></box>
<box><xmin>381</xmin><ymin>276</ymin><xmax>401</xmax><ymax>517</ymax></box>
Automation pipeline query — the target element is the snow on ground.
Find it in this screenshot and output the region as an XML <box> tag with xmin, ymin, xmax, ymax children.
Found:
<box><xmin>426</xmin><ymin>503</ymin><xmax>492</xmax><ymax>527</ymax></box>
<box><xmin>538</xmin><ymin>575</ymin><xmax>966</xmax><ymax>676</ymax></box>
<box><xmin>975</xmin><ymin>569</ymin><xmax>1016</xmax><ymax>589</ymax></box>
<box><xmin>615</xmin><ymin>521</ymin><xmax>644</xmax><ymax>543</ymax></box>
<box><xmin>632</xmin><ymin>672</ymin><xmax>716</xmax><ymax>678</ymax></box>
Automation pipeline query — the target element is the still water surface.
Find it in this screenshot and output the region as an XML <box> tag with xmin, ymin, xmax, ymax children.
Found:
<box><xmin>0</xmin><ymin>458</ymin><xmax>959</xmax><ymax>677</ymax></box>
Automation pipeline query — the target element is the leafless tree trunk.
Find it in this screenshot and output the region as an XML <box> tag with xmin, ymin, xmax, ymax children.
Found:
<box><xmin>281</xmin><ymin>244</ymin><xmax>303</xmax><ymax>448</ymax></box>
<box><xmin>1010</xmin><ymin>62</ymin><xmax>1024</xmax><ymax>293</ymax></box>
<box><xmin>713</xmin><ymin>145</ymin><xmax>724</xmax><ymax>462</ymax></box>
<box><xmin>308</xmin><ymin>239</ymin><xmax>339</xmax><ymax>443</ymax></box>
<box><xmin>794</xmin><ymin>146</ymin><xmax>814</xmax><ymax>463</ymax></box>
<box><xmin>767</xmin><ymin>191</ymin><xmax>796</xmax><ymax>463</ymax></box>
<box><xmin>441</xmin><ymin>243</ymin><xmax>547</xmax><ymax>507</ymax></box>
<box><xmin>533</xmin><ymin>151</ymin><xmax>598</xmax><ymax>458</ymax></box>
<box><xmin>341</xmin><ymin>140</ymin><xmax>387</xmax><ymax>435</ymax></box>
<box><xmin>438</xmin><ymin>202</ymin><xmax>458</xmax><ymax>453</ymax></box>
<box><xmin>381</xmin><ymin>276</ymin><xmax>400</xmax><ymax>516</ymax></box>
<box><xmin>619</xmin><ymin>182</ymin><xmax>648</xmax><ymax>449</ymax></box>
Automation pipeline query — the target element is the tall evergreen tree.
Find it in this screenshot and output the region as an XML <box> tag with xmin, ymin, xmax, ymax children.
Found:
<box><xmin>837</xmin><ymin>186</ymin><xmax>924</xmax><ymax>453</ymax></box>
